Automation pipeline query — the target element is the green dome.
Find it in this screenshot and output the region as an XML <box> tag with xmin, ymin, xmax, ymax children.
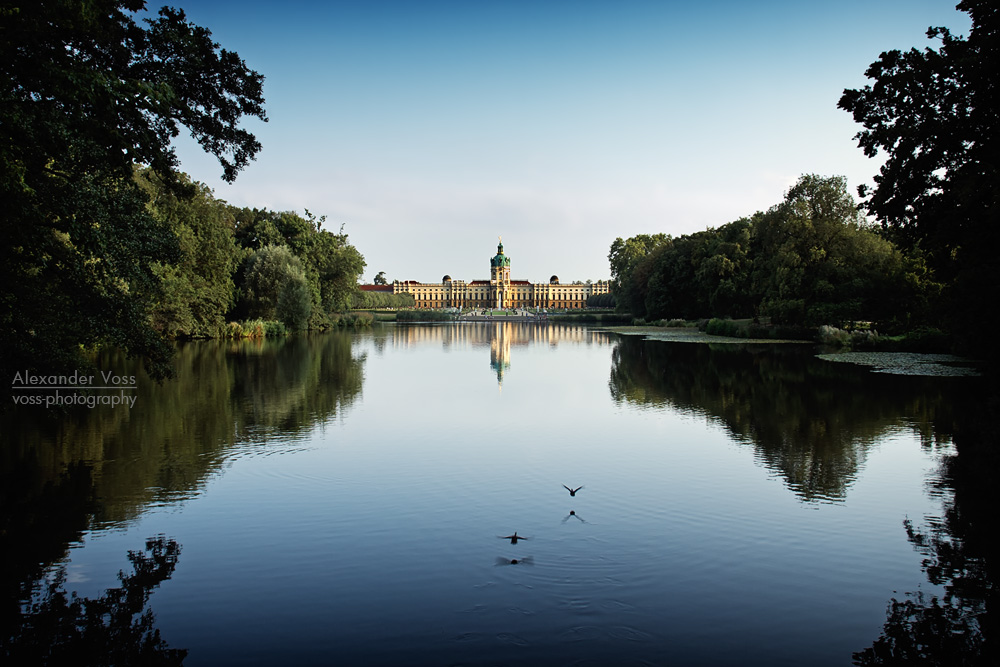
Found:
<box><xmin>490</xmin><ymin>241</ymin><xmax>510</xmax><ymax>267</ymax></box>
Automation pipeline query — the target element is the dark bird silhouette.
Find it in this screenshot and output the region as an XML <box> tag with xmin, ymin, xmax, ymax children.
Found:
<box><xmin>561</xmin><ymin>510</ymin><xmax>588</xmax><ymax>524</ymax></box>
<box><xmin>563</xmin><ymin>485</ymin><xmax>583</xmax><ymax>496</ymax></box>
<box><xmin>499</xmin><ymin>532</ymin><xmax>528</xmax><ymax>544</ymax></box>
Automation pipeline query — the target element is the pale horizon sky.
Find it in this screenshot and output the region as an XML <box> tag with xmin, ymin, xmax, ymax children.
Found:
<box><xmin>168</xmin><ymin>0</ymin><xmax>971</xmax><ymax>284</ymax></box>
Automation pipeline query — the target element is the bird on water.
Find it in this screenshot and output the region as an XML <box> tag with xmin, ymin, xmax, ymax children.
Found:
<box><xmin>563</xmin><ymin>485</ymin><xmax>583</xmax><ymax>496</ymax></box>
<box><xmin>500</xmin><ymin>532</ymin><xmax>528</xmax><ymax>544</ymax></box>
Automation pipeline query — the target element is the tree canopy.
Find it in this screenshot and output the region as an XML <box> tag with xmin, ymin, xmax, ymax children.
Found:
<box><xmin>134</xmin><ymin>171</ymin><xmax>367</xmax><ymax>337</ymax></box>
<box><xmin>231</xmin><ymin>208</ymin><xmax>367</xmax><ymax>322</ymax></box>
<box><xmin>608</xmin><ymin>233</ymin><xmax>670</xmax><ymax>318</ymax></box>
<box><xmin>136</xmin><ymin>168</ymin><xmax>240</xmax><ymax>338</ymax></box>
<box><xmin>1</xmin><ymin>0</ymin><xmax>267</xmax><ymax>382</ymax></box>
<box><xmin>241</xmin><ymin>245</ymin><xmax>312</xmax><ymax>330</ymax></box>
<box><xmin>839</xmin><ymin>0</ymin><xmax>998</xmax><ymax>352</ymax></box>
<box><xmin>611</xmin><ymin>175</ymin><xmax>923</xmax><ymax>328</ymax></box>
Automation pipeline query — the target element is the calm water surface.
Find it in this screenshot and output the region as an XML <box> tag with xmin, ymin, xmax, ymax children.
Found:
<box><xmin>1</xmin><ymin>324</ymin><xmax>988</xmax><ymax>665</ymax></box>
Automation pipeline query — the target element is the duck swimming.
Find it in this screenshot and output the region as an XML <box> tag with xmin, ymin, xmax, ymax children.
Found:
<box><xmin>563</xmin><ymin>485</ymin><xmax>583</xmax><ymax>496</ymax></box>
<box><xmin>500</xmin><ymin>532</ymin><xmax>528</xmax><ymax>544</ymax></box>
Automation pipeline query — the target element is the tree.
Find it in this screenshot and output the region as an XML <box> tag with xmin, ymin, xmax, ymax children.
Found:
<box><xmin>643</xmin><ymin>233</ymin><xmax>707</xmax><ymax>321</ymax></box>
<box><xmin>839</xmin><ymin>0</ymin><xmax>998</xmax><ymax>350</ymax></box>
<box><xmin>135</xmin><ymin>169</ymin><xmax>241</xmax><ymax>338</ymax></box>
<box><xmin>350</xmin><ymin>290</ymin><xmax>414</xmax><ymax>310</ymax></box>
<box><xmin>298</xmin><ymin>221</ymin><xmax>366</xmax><ymax>314</ymax></box>
<box><xmin>232</xmin><ymin>208</ymin><xmax>285</xmax><ymax>251</ymax></box>
<box><xmin>611</xmin><ymin>176</ymin><xmax>921</xmax><ymax>328</ymax></box>
<box><xmin>233</xmin><ymin>209</ymin><xmax>366</xmax><ymax>319</ymax></box>
<box><xmin>241</xmin><ymin>245</ymin><xmax>312</xmax><ymax>330</ymax></box>
<box><xmin>751</xmin><ymin>175</ymin><xmax>910</xmax><ymax>326</ymax></box>
<box><xmin>373</xmin><ymin>272</ymin><xmax>388</xmax><ymax>285</ymax></box>
<box><xmin>608</xmin><ymin>233</ymin><xmax>669</xmax><ymax>317</ymax></box>
<box><xmin>1</xmin><ymin>1</ymin><xmax>266</xmax><ymax>383</ymax></box>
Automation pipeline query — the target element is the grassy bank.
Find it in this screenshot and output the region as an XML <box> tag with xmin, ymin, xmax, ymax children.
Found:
<box><xmin>548</xmin><ymin>312</ymin><xmax>633</xmax><ymax>324</ymax></box>
<box><xmin>395</xmin><ymin>309</ymin><xmax>458</xmax><ymax>322</ymax></box>
<box><xmin>223</xmin><ymin>313</ymin><xmax>373</xmax><ymax>338</ymax></box>
<box><xmin>817</xmin><ymin>324</ymin><xmax>952</xmax><ymax>353</ymax></box>
<box><xmin>621</xmin><ymin>316</ymin><xmax>956</xmax><ymax>353</ymax></box>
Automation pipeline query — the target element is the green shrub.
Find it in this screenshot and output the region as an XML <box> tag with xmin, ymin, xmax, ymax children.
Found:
<box><xmin>224</xmin><ymin>319</ymin><xmax>287</xmax><ymax>338</ymax></box>
<box><xmin>818</xmin><ymin>324</ymin><xmax>852</xmax><ymax>347</ymax></box>
<box><xmin>346</xmin><ymin>312</ymin><xmax>374</xmax><ymax>327</ymax></box>
<box><xmin>705</xmin><ymin>318</ymin><xmax>740</xmax><ymax>337</ymax></box>
<box><xmin>263</xmin><ymin>320</ymin><xmax>287</xmax><ymax>337</ymax></box>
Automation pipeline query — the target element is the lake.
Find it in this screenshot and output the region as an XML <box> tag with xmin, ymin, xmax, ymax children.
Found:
<box><xmin>1</xmin><ymin>323</ymin><xmax>991</xmax><ymax>665</ymax></box>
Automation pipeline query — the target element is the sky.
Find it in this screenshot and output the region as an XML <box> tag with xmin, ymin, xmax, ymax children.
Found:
<box><xmin>166</xmin><ymin>0</ymin><xmax>971</xmax><ymax>284</ymax></box>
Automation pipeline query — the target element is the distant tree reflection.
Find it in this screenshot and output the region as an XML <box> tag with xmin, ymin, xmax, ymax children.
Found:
<box><xmin>2</xmin><ymin>536</ymin><xmax>186</xmax><ymax>666</ymax></box>
<box><xmin>854</xmin><ymin>592</ymin><xmax>982</xmax><ymax>665</ymax></box>
<box><xmin>608</xmin><ymin>336</ymin><xmax>958</xmax><ymax>502</ymax></box>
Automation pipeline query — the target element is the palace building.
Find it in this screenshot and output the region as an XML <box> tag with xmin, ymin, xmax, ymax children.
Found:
<box><xmin>361</xmin><ymin>239</ymin><xmax>610</xmax><ymax>310</ymax></box>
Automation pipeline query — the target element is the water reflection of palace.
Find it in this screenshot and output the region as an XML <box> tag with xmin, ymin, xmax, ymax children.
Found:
<box><xmin>490</xmin><ymin>328</ymin><xmax>511</xmax><ymax>387</ymax></box>
<box><xmin>390</xmin><ymin>322</ymin><xmax>612</xmax><ymax>387</ymax></box>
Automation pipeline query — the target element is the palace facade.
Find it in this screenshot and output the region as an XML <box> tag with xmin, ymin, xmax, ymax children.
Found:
<box><xmin>361</xmin><ymin>240</ymin><xmax>610</xmax><ymax>309</ymax></box>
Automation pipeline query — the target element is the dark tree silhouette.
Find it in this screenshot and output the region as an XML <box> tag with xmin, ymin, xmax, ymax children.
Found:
<box><xmin>1</xmin><ymin>0</ymin><xmax>267</xmax><ymax>386</ymax></box>
<box><xmin>839</xmin><ymin>0</ymin><xmax>1000</xmax><ymax>354</ymax></box>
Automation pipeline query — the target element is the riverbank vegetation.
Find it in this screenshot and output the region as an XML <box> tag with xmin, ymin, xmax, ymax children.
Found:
<box><xmin>137</xmin><ymin>168</ymin><xmax>367</xmax><ymax>339</ymax></box>
<box><xmin>1</xmin><ymin>0</ymin><xmax>370</xmax><ymax>385</ymax></box>
<box><xmin>549</xmin><ymin>311</ymin><xmax>631</xmax><ymax>324</ymax></box>
<box><xmin>607</xmin><ymin>174</ymin><xmax>957</xmax><ymax>352</ymax></box>
<box><xmin>349</xmin><ymin>290</ymin><xmax>416</xmax><ymax>310</ymax></box>
<box><xmin>0</xmin><ymin>2</ymin><xmax>365</xmax><ymax>387</ymax></box>
<box><xmin>610</xmin><ymin>175</ymin><xmax>929</xmax><ymax>336</ymax></box>
<box><xmin>396</xmin><ymin>310</ymin><xmax>458</xmax><ymax>322</ymax></box>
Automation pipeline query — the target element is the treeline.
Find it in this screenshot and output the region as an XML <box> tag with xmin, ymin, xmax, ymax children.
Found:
<box><xmin>586</xmin><ymin>293</ymin><xmax>617</xmax><ymax>308</ymax></box>
<box><xmin>136</xmin><ymin>169</ymin><xmax>366</xmax><ymax>338</ymax></box>
<box><xmin>349</xmin><ymin>290</ymin><xmax>415</xmax><ymax>310</ymax></box>
<box><xmin>610</xmin><ymin>175</ymin><xmax>935</xmax><ymax>332</ymax></box>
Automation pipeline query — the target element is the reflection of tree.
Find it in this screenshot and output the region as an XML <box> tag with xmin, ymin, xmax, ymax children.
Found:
<box><xmin>2</xmin><ymin>332</ymin><xmax>366</xmax><ymax>528</ymax></box>
<box><xmin>854</xmin><ymin>593</ymin><xmax>981</xmax><ymax>665</ymax></box>
<box><xmin>2</xmin><ymin>536</ymin><xmax>186</xmax><ymax>666</ymax></box>
<box><xmin>609</xmin><ymin>336</ymin><xmax>957</xmax><ymax>502</ymax></box>
<box><xmin>1</xmin><ymin>332</ymin><xmax>367</xmax><ymax>660</ymax></box>
<box><xmin>854</xmin><ymin>389</ymin><xmax>997</xmax><ymax>665</ymax></box>
<box><xmin>228</xmin><ymin>333</ymin><xmax>365</xmax><ymax>428</ymax></box>
<box><xmin>0</xmin><ymin>463</ymin><xmax>97</xmax><ymax>636</ymax></box>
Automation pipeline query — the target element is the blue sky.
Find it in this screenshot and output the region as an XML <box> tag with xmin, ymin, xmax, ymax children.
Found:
<box><xmin>168</xmin><ymin>0</ymin><xmax>971</xmax><ymax>283</ymax></box>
